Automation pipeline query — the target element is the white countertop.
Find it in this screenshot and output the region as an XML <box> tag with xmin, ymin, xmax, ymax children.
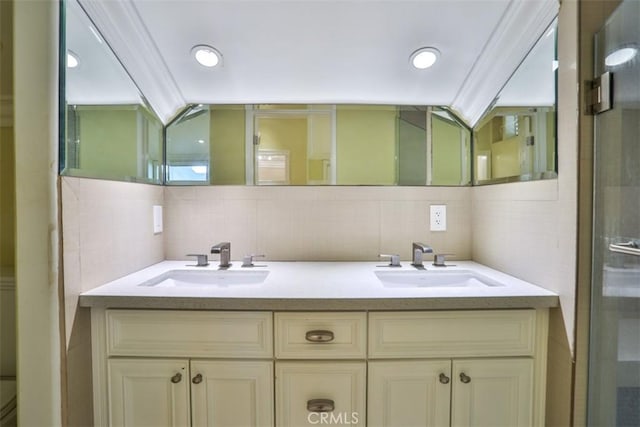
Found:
<box><xmin>79</xmin><ymin>261</ymin><xmax>558</xmax><ymax>310</ymax></box>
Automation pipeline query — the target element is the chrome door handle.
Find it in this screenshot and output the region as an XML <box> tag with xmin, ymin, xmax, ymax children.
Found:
<box><xmin>307</xmin><ymin>399</ymin><xmax>335</xmax><ymax>413</ymax></box>
<box><xmin>305</xmin><ymin>330</ymin><xmax>335</xmax><ymax>343</ymax></box>
<box><xmin>609</xmin><ymin>241</ymin><xmax>640</xmax><ymax>256</ymax></box>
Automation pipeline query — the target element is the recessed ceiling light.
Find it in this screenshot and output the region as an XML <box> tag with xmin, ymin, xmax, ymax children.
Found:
<box><xmin>67</xmin><ymin>51</ymin><xmax>79</xmax><ymax>68</ymax></box>
<box><xmin>192</xmin><ymin>45</ymin><xmax>222</xmax><ymax>68</ymax></box>
<box><xmin>605</xmin><ymin>47</ymin><xmax>637</xmax><ymax>67</ymax></box>
<box><xmin>410</xmin><ymin>47</ymin><xmax>440</xmax><ymax>69</ymax></box>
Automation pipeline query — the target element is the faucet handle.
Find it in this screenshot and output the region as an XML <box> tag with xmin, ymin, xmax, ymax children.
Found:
<box><xmin>242</xmin><ymin>254</ymin><xmax>265</xmax><ymax>267</ymax></box>
<box><xmin>379</xmin><ymin>254</ymin><xmax>401</xmax><ymax>267</ymax></box>
<box><xmin>433</xmin><ymin>253</ymin><xmax>454</xmax><ymax>267</ymax></box>
<box><xmin>186</xmin><ymin>254</ymin><xmax>209</xmax><ymax>267</ymax></box>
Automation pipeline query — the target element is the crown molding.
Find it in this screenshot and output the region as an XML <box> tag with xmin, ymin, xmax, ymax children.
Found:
<box><xmin>0</xmin><ymin>96</ymin><xmax>13</xmax><ymax>127</ymax></box>
<box><xmin>451</xmin><ymin>0</ymin><xmax>559</xmax><ymax>126</ymax></box>
<box><xmin>78</xmin><ymin>0</ymin><xmax>185</xmax><ymax>124</ymax></box>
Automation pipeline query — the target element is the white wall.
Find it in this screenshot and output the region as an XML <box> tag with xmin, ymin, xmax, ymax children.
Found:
<box><xmin>61</xmin><ymin>177</ymin><xmax>164</xmax><ymax>343</ymax></box>
<box><xmin>14</xmin><ymin>0</ymin><xmax>61</xmax><ymax>425</ymax></box>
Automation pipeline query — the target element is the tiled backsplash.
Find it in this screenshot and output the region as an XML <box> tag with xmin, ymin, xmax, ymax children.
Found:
<box><xmin>164</xmin><ymin>186</ymin><xmax>472</xmax><ymax>262</ymax></box>
<box><xmin>61</xmin><ymin>177</ymin><xmax>164</xmax><ymax>342</ymax></box>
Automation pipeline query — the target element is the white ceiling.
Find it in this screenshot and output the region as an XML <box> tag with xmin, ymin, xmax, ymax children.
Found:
<box><xmin>66</xmin><ymin>0</ymin><xmax>142</xmax><ymax>105</ymax></box>
<box><xmin>70</xmin><ymin>0</ymin><xmax>558</xmax><ymax>124</ymax></box>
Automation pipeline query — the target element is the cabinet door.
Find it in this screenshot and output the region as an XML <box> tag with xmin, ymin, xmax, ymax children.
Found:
<box><xmin>190</xmin><ymin>360</ymin><xmax>274</xmax><ymax>427</ymax></box>
<box><xmin>108</xmin><ymin>358</ymin><xmax>189</xmax><ymax>427</ymax></box>
<box><xmin>276</xmin><ymin>361</ymin><xmax>365</xmax><ymax>427</ymax></box>
<box><xmin>368</xmin><ymin>360</ymin><xmax>451</xmax><ymax>427</ymax></box>
<box><xmin>452</xmin><ymin>358</ymin><xmax>533</xmax><ymax>427</ymax></box>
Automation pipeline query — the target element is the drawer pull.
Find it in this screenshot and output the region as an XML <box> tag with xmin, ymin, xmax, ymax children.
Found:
<box><xmin>192</xmin><ymin>373</ymin><xmax>203</xmax><ymax>384</ymax></box>
<box><xmin>459</xmin><ymin>372</ymin><xmax>471</xmax><ymax>384</ymax></box>
<box><xmin>439</xmin><ymin>373</ymin><xmax>450</xmax><ymax>384</ymax></box>
<box><xmin>305</xmin><ymin>330</ymin><xmax>335</xmax><ymax>343</ymax></box>
<box><xmin>307</xmin><ymin>398</ymin><xmax>335</xmax><ymax>413</ymax></box>
<box><xmin>170</xmin><ymin>373</ymin><xmax>182</xmax><ymax>384</ymax></box>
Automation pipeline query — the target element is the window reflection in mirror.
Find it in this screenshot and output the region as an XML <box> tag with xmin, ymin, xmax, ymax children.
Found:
<box><xmin>473</xmin><ymin>20</ymin><xmax>557</xmax><ymax>184</ymax></box>
<box><xmin>61</xmin><ymin>0</ymin><xmax>163</xmax><ymax>184</ymax></box>
<box><xmin>165</xmin><ymin>104</ymin><xmax>471</xmax><ymax>186</ymax></box>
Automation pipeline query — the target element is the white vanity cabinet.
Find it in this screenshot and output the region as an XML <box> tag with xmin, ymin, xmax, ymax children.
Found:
<box><xmin>91</xmin><ymin>308</ymin><xmax>548</xmax><ymax>427</ymax></box>
<box><xmin>367</xmin><ymin>310</ymin><xmax>547</xmax><ymax>427</ymax></box>
<box><xmin>274</xmin><ymin>312</ymin><xmax>367</xmax><ymax>427</ymax></box>
<box><xmin>92</xmin><ymin>309</ymin><xmax>274</xmax><ymax>427</ymax></box>
<box><xmin>108</xmin><ymin>358</ymin><xmax>190</xmax><ymax>426</ymax></box>
<box><xmin>108</xmin><ymin>358</ymin><xmax>273</xmax><ymax>427</ymax></box>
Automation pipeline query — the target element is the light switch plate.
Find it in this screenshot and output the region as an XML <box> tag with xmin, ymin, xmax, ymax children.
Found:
<box><xmin>153</xmin><ymin>205</ymin><xmax>163</xmax><ymax>234</ymax></box>
<box><xmin>430</xmin><ymin>205</ymin><xmax>447</xmax><ymax>231</ymax></box>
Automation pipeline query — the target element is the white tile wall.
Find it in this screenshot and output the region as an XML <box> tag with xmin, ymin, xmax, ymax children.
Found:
<box><xmin>164</xmin><ymin>186</ymin><xmax>472</xmax><ymax>262</ymax></box>
<box><xmin>61</xmin><ymin>177</ymin><xmax>164</xmax><ymax>343</ymax></box>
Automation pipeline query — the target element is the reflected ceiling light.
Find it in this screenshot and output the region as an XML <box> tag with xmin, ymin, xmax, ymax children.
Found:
<box><xmin>192</xmin><ymin>45</ymin><xmax>222</xmax><ymax>67</ymax></box>
<box><xmin>605</xmin><ymin>47</ymin><xmax>637</xmax><ymax>67</ymax></box>
<box><xmin>67</xmin><ymin>51</ymin><xmax>79</xmax><ymax>68</ymax></box>
<box><xmin>89</xmin><ymin>25</ymin><xmax>103</xmax><ymax>44</ymax></box>
<box><xmin>410</xmin><ymin>47</ymin><xmax>440</xmax><ymax>69</ymax></box>
<box><xmin>191</xmin><ymin>165</ymin><xmax>207</xmax><ymax>174</ymax></box>
<box><xmin>197</xmin><ymin>139</ymin><xmax>205</xmax><ymax>144</ymax></box>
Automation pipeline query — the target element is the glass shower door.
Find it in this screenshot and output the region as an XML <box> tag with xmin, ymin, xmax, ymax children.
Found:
<box><xmin>588</xmin><ymin>0</ymin><xmax>640</xmax><ymax>426</ymax></box>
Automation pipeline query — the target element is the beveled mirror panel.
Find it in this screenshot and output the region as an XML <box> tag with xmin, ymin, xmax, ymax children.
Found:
<box><xmin>473</xmin><ymin>20</ymin><xmax>558</xmax><ymax>184</ymax></box>
<box><xmin>61</xmin><ymin>0</ymin><xmax>163</xmax><ymax>183</ymax></box>
<box><xmin>61</xmin><ymin>0</ymin><xmax>558</xmax><ymax>187</ymax></box>
<box><xmin>165</xmin><ymin>104</ymin><xmax>471</xmax><ymax>186</ymax></box>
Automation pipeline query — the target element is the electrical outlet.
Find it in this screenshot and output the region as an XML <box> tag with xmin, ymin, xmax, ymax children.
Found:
<box><xmin>430</xmin><ymin>205</ymin><xmax>447</xmax><ymax>231</ymax></box>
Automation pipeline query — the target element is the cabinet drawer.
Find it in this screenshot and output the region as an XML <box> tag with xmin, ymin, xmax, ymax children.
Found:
<box><xmin>275</xmin><ymin>312</ymin><xmax>366</xmax><ymax>359</ymax></box>
<box><xmin>276</xmin><ymin>361</ymin><xmax>366</xmax><ymax>427</ymax></box>
<box><xmin>369</xmin><ymin>310</ymin><xmax>536</xmax><ymax>358</ymax></box>
<box><xmin>106</xmin><ymin>310</ymin><xmax>272</xmax><ymax>358</ymax></box>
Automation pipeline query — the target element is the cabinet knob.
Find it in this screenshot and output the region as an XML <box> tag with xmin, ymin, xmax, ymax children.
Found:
<box><xmin>459</xmin><ymin>372</ymin><xmax>471</xmax><ymax>384</ymax></box>
<box><xmin>192</xmin><ymin>373</ymin><xmax>203</xmax><ymax>384</ymax></box>
<box><xmin>307</xmin><ymin>398</ymin><xmax>335</xmax><ymax>413</ymax></box>
<box><xmin>305</xmin><ymin>330</ymin><xmax>335</xmax><ymax>343</ymax></box>
<box><xmin>170</xmin><ymin>373</ymin><xmax>182</xmax><ymax>384</ymax></box>
<box><xmin>439</xmin><ymin>373</ymin><xmax>450</xmax><ymax>384</ymax></box>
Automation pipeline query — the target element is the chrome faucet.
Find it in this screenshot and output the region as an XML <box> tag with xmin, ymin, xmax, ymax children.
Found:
<box><xmin>412</xmin><ymin>242</ymin><xmax>433</xmax><ymax>267</ymax></box>
<box><xmin>211</xmin><ymin>242</ymin><xmax>231</xmax><ymax>268</ymax></box>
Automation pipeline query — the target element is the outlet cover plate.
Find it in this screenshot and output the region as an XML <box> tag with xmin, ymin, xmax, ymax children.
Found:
<box><xmin>430</xmin><ymin>205</ymin><xmax>447</xmax><ymax>231</ymax></box>
<box><xmin>153</xmin><ymin>205</ymin><xmax>163</xmax><ymax>234</ymax></box>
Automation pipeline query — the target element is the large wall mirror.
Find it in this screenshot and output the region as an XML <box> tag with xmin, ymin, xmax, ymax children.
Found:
<box><xmin>61</xmin><ymin>0</ymin><xmax>163</xmax><ymax>184</ymax></box>
<box><xmin>166</xmin><ymin>104</ymin><xmax>471</xmax><ymax>186</ymax></box>
<box><xmin>472</xmin><ymin>20</ymin><xmax>558</xmax><ymax>184</ymax></box>
<box><xmin>61</xmin><ymin>0</ymin><xmax>558</xmax><ymax>187</ymax></box>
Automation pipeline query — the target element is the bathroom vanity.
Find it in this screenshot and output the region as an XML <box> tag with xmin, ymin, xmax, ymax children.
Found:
<box><xmin>80</xmin><ymin>261</ymin><xmax>557</xmax><ymax>427</ymax></box>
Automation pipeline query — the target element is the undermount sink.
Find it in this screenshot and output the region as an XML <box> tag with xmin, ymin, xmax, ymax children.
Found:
<box><xmin>139</xmin><ymin>270</ymin><xmax>269</xmax><ymax>288</ymax></box>
<box><xmin>375</xmin><ymin>270</ymin><xmax>504</xmax><ymax>288</ymax></box>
